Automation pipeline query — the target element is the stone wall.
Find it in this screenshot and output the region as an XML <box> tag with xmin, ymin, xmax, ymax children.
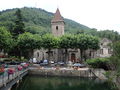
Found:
<box><xmin>28</xmin><ymin>68</ymin><xmax>99</xmax><ymax>78</ymax></box>
<box><xmin>28</xmin><ymin>68</ymin><xmax>107</xmax><ymax>80</ymax></box>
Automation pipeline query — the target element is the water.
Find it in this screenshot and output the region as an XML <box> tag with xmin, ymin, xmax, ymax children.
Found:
<box><xmin>12</xmin><ymin>75</ymin><xmax>117</xmax><ymax>90</ymax></box>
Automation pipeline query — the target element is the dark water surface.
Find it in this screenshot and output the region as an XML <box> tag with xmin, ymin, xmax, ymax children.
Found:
<box><xmin>11</xmin><ymin>75</ymin><xmax>117</xmax><ymax>90</ymax></box>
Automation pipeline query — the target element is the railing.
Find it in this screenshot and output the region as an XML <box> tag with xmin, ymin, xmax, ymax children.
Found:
<box><xmin>0</xmin><ymin>66</ymin><xmax>28</xmax><ymax>88</ymax></box>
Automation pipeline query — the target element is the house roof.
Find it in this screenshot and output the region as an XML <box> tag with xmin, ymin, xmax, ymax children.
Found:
<box><xmin>51</xmin><ymin>8</ymin><xmax>64</xmax><ymax>23</ymax></box>
<box><xmin>100</xmin><ymin>38</ymin><xmax>112</xmax><ymax>43</ymax></box>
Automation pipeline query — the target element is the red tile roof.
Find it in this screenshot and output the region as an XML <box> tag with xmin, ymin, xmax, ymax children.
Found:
<box><xmin>51</xmin><ymin>8</ymin><xmax>64</xmax><ymax>23</ymax></box>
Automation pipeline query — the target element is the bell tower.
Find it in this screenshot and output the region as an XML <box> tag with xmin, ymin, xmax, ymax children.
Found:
<box><xmin>51</xmin><ymin>8</ymin><xmax>64</xmax><ymax>36</ymax></box>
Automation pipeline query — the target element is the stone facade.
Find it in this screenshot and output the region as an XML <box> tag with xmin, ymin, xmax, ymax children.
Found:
<box><xmin>33</xmin><ymin>9</ymin><xmax>112</xmax><ymax>62</ymax></box>
<box><xmin>51</xmin><ymin>8</ymin><xmax>64</xmax><ymax>37</ymax></box>
<box><xmin>96</xmin><ymin>38</ymin><xmax>112</xmax><ymax>58</ymax></box>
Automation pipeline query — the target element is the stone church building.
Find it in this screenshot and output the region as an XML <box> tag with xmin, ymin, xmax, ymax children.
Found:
<box><xmin>33</xmin><ymin>8</ymin><xmax>112</xmax><ymax>63</ymax></box>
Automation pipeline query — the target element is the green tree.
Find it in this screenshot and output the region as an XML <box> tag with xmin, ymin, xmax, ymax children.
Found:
<box><xmin>17</xmin><ymin>32</ymin><xmax>42</xmax><ymax>59</ymax></box>
<box><xmin>13</xmin><ymin>9</ymin><xmax>25</xmax><ymax>38</ymax></box>
<box><xmin>107</xmin><ymin>41</ymin><xmax>120</xmax><ymax>89</ymax></box>
<box><xmin>42</xmin><ymin>34</ymin><xmax>59</xmax><ymax>61</ymax></box>
<box><xmin>76</xmin><ymin>34</ymin><xmax>99</xmax><ymax>61</ymax></box>
<box><xmin>0</xmin><ymin>27</ymin><xmax>13</xmax><ymax>52</ymax></box>
<box><xmin>88</xmin><ymin>36</ymin><xmax>100</xmax><ymax>58</ymax></box>
<box><xmin>112</xmin><ymin>41</ymin><xmax>120</xmax><ymax>58</ymax></box>
<box><xmin>109</xmin><ymin>41</ymin><xmax>120</xmax><ymax>73</ymax></box>
<box><xmin>59</xmin><ymin>34</ymin><xmax>77</xmax><ymax>61</ymax></box>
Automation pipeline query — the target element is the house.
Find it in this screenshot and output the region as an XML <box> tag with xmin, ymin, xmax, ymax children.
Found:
<box><xmin>96</xmin><ymin>38</ymin><xmax>112</xmax><ymax>58</ymax></box>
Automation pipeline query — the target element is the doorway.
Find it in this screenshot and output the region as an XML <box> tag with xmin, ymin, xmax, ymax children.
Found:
<box><xmin>71</xmin><ymin>53</ymin><xmax>76</xmax><ymax>62</ymax></box>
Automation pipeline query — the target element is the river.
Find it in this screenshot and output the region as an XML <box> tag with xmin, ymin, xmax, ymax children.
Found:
<box><xmin>11</xmin><ymin>75</ymin><xmax>117</xmax><ymax>90</ymax></box>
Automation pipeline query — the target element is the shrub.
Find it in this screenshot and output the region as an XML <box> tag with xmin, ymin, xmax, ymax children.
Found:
<box><xmin>86</xmin><ymin>58</ymin><xmax>110</xmax><ymax>70</ymax></box>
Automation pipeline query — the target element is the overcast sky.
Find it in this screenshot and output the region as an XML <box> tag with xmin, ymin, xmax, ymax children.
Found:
<box><xmin>0</xmin><ymin>0</ymin><xmax>120</xmax><ymax>32</ymax></box>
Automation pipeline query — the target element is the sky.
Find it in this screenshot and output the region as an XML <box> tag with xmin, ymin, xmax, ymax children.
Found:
<box><xmin>0</xmin><ymin>0</ymin><xmax>120</xmax><ymax>32</ymax></box>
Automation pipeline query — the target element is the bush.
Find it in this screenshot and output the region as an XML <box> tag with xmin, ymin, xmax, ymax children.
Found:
<box><xmin>86</xmin><ymin>58</ymin><xmax>110</xmax><ymax>70</ymax></box>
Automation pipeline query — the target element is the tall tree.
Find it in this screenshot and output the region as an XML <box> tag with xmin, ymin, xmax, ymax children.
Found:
<box><xmin>88</xmin><ymin>36</ymin><xmax>100</xmax><ymax>58</ymax></box>
<box><xmin>17</xmin><ymin>32</ymin><xmax>42</xmax><ymax>59</ymax></box>
<box><xmin>0</xmin><ymin>27</ymin><xmax>13</xmax><ymax>53</ymax></box>
<box><xmin>59</xmin><ymin>34</ymin><xmax>77</xmax><ymax>62</ymax></box>
<box><xmin>42</xmin><ymin>34</ymin><xmax>59</xmax><ymax>61</ymax></box>
<box><xmin>13</xmin><ymin>9</ymin><xmax>25</xmax><ymax>38</ymax></box>
<box><xmin>76</xmin><ymin>34</ymin><xmax>99</xmax><ymax>61</ymax></box>
<box><xmin>107</xmin><ymin>41</ymin><xmax>120</xmax><ymax>89</ymax></box>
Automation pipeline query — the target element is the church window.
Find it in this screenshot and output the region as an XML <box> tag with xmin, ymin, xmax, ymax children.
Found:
<box><xmin>89</xmin><ymin>51</ymin><xmax>92</xmax><ymax>56</ymax></box>
<box><xmin>0</xmin><ymin>49</ymin><xmax>2</xmax><ymax>52</ymax></box>
<box><xmin>56</xmin><ymin>26</ymin><xmax>58</xmax><ymax>30</ymax></box>
<box><xmin>100</xmin><ymin>49</ymin><xmax>103</xmax><ymax>54</ymax></box>
<box><xmin>37</xmin><ymin>52</ymin><xmax>39</xmax><ymax>57</ymax></box>
<box><xmin>101</xmin><ymin>43</ymin><xmax>103</xmax><ymax>45</ymax></box>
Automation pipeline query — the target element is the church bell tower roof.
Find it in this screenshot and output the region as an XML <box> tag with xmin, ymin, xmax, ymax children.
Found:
<box><xmin>51</xmin><ymin>8</ymin><xmax>64</xmax><ymax>23</ymax></box>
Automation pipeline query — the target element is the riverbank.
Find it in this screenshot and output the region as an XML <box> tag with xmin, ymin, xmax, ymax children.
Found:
<box><xmin>28</xmin><ymin>66</ymin><xmax>107</xmax><ymax>80</ymax></box>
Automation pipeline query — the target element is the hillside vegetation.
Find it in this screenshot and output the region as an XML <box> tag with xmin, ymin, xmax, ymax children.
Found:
<box><xmin>0</xmin><ymin>7</ymin><xmax>90</xmax><ymax>34</ymax></box>
<box><xmin>0</xmin><ymin>7</ymin><xmax>120</xmax><ymax>41</ymax></box>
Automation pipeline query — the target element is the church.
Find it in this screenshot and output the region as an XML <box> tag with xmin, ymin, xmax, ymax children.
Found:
<box><xmin>33</xmin><ymin>8</ymin><xmax>112</xmax><ymax>63</ymax></box>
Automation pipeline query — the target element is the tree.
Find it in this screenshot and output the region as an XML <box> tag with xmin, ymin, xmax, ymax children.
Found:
<box><xmin>88</xmin><ymin>36</ymin><xmax>100</xmax><ymax>58</ymax></box>
<box><xmin>76</xmin><ymin>34</ymin><xmax>99</xmax><ymax>61</ymax></box>
<box><xmin>17</xmin><ymin>32</ymin><xmax>42</xmax><ymax>59</ymax></box>
<box><xmin>42</xmin><ymin>34</ymin><xmax>59</xmax><ymax>61</ymax></box>
<box><xmin>0</xmin><ymin>27</ymin><xmax>13</xmax><ymax>53</ymax></box>
<box><xmin>112</xmin><ymin>41</ymin><xmax>120</xmax><ymax>58</ymax></box>
<box><xmin>59</xmin><ymin>34</ymin><xmax>77</xmax><ymax>62</ymax></box>
<box><xmin>107</xmin><ymin>41</ymin><xmax>120</xmax><ymax>89</ymax></box>
<box><xmin>13</xmin><ymin>9</ymin><xmax>25</xmax><ymax>38</ymax></box>
<box><xmin>97</xmin><ymin>30</ymin><xmax>120</xmax><ymax>41</ymax></box>
<box><xmin>108</xmin><ymin>41</ymin><xmax>120</xmax><ymax>72</ymax></box>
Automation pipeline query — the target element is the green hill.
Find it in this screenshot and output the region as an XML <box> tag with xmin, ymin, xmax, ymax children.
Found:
<box><xmin>0</xmin><ymin>7</ymin><xmax>91</xmax><ymax>35</ymax></box>
<box><xmin>0</xmin><ymin>7</ymin><xmax>120</xmax><ymax>41</ymax></box>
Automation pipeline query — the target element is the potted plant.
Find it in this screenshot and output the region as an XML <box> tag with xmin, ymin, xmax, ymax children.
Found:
<box><xmin>17</xmin><ymin>65</ymin><xmax>23</xmax><ymax>71</ymax></box>
<box><xmin>0</xmin><ymin>66</ymin><xmax>4</xmax><ymax>75</ymax></box>
<box><xmin>8</xmin><ymin>68</ymin><xmax>15</xmax><ymax>74</ymax></box>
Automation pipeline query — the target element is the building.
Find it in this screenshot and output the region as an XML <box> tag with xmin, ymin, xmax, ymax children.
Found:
<box><xmin>33</xmin><ymin>8</ymin><xmax>112</xmax><ymax>62</ymax></box>
<box><xmin>96</xmin><ymin>38</ymin><xmax>112</xmax><ymax>58</ymax></box>
<box><xmin>51</xmin><ymin>8</ymin><xmax>64</xmax><ymax>37</ymax></box>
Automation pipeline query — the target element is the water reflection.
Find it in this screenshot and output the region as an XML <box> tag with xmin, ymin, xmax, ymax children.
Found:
<box><xmin>12</xmin><ymin>76</ymin><xmax>116</xmax><ymax>90</ymax></box>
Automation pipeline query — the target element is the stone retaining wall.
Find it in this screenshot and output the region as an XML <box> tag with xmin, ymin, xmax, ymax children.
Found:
<box><xmin>29</xmin><ymin>68</ymin><xmax>96</xmax><ymax>78</ymax></box>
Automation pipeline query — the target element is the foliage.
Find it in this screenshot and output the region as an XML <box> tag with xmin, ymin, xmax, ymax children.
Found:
<box><xmin>17</xmin><ymin>32</ymin><xmax>42</xmax><ymax>58</ymax></box>
<box><xmin>108</xmin><ymin>41</ymin><xmax>120</xmax><ymax>76</ymax></box>
<box><xmin>13</xmin><ymin>9</ymin><xmax>25</xmax><ymax>37</ymax></box>
<box><xmin>17</xmin><ymin>32</ymin><xmax>42</xmax><ymax>50</ymax></box>
<box><xmin>59</xmin><ymin>34</ymin><xmax>77</xmax><ymax>49</ymax></box>
<box><xmin>88</xmin><ymin>36</ymin><xmax>100</xmax><ymax>50</ymax></box>
<box><xmin>59</xmin><ymin>34</ymin><xmax>77</xmax><ymax>61</ymax></box>
<box><xmin>0</xmin><ymin>27</ymin><xmax>13</xmax><ymax>52</ymax></box>
<box><xmin>42</xmin><ymin>34</ymin><xmax>59</xmax><ymax>49</ymax></box>
<box><xmin>0</xmin><ymin>7</ymin><xmax>120</xmax><ymax>41</ymax></box>
<box><xmin>112</xmin><ymin>41</ymin><xmax>120</xmax><ymax>58</ymax></box>
<box><xmin>97</xmin><ymin>30</ymin><xmax>120</xmax><ymax>41</ymax></box>
<box><xmin>41</xmin><ymin>34</ymin><xmax>59</xmax><ymax>60</ymax></box>
<box><xmin>86</xmin><ymin>58</ymin><xmax>110</xmax><ymax>70</ymax></box>
<box><xmin>0</xmin><ymin>7</ymin><xmax>91</xmax><ymax>35</ymax></box>
<box><xmin>107</xmin><ymin>41</ymin><xmax>120</xmax><ymax>89</ymax></box>
<box><xmin>76</xmin><ymin>34</ymin><xmax>99</xmax><ymax>60</ymax></box>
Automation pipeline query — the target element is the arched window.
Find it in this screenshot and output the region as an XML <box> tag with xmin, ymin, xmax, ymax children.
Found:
<box><xmin>100</xmin><ymin>49</ymin><xmax>103</xmax><ymax>54</ymax></box>
<box><xmin>56</xmin><ymin>26</ymin><xmax>58</xmax><ymax>30</ymax></box>
<box><xmin>37</xmin><ymin>52</ymin><xmax>39</xmax><ymax>57</ymax></box>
